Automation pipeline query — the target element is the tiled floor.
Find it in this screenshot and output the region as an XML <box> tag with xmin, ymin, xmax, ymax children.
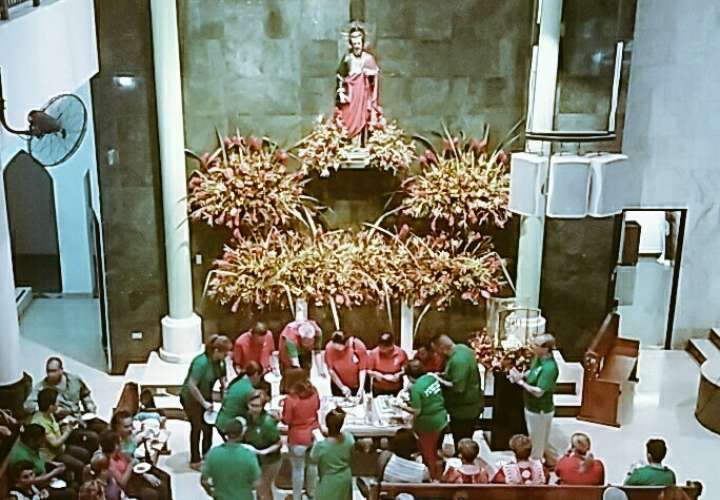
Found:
<box><xmin>16</xmin><ymin>298</ymin><xmax>720</xmax><ymax>499</ymax></box>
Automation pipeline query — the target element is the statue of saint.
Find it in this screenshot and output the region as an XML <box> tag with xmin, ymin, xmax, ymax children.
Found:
<box><xmin>334</xmin><ymin>25</ymin><xmax>383</xmax><ymax>141</ymax></box>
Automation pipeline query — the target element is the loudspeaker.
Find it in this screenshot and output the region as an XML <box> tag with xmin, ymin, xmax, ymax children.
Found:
<box><xmin>588</xmin><ymin>153</ymin><xmax>631</xmax><ymax>217</ymax></box>
<box><xmin>546</xmin><ymin>154</ymin><xmax>591</xmax><ymax>218</ymax></box>
<box><xmin>509</xmin><ymin>152</ymin><xmax>547</xmax><ymax>216</ymax></box>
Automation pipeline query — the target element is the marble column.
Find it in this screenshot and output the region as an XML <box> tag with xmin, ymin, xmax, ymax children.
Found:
<box><xmin>150</xmin><ymin>0</ymin><xmax>202</xmax><ymax>362</ymax></box>
<box><xmin>515</xmin><ymin>0</ymin><xmax>563</xmax><ymax>309</ymax></box>
<box><xmin>0</xmin><ymin>171</ymin><xmax>21</xmax><ymax>387</ymax></box>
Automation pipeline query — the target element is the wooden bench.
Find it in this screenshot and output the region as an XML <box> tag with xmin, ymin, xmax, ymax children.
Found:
<box><xmin>579</xmin><ymin>312</ymin><xmax>639</xmax><ymax>427</ymax></box>
<box><xmin>368</xmin><ymin>481</ymin><xmax>703</xmax><ymax>500</ymax></box>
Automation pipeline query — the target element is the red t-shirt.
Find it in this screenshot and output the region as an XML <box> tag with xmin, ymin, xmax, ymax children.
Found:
<box><xmin>324</xmin><ymin>338</ymin><xmax>368</xmax><ymax>389</ymax></box>
<box><xmin>417</xmin><ymin>351</ymin><xmax>446</xmax><ymax>373</ymax></box>
<box><xmin>555</xmin><ymin>453</ymin><xmax>605</xmax><ymax>485</ymax></box>
<box><xmin>278</xmin><ymin>320</ymin><xmax>321</xmax><ymax>370</ymax></box>
<box><xmin>281</xmin><ymin>391</ymin><xmax>320</xmax><ymax>446</ymax></box>
<box><xmin>233</xmin><ymin>331</ymin><xmax>275</xmax><ymax>373</ymax></box>
<box><xmin>442</xmin><ymin>465</ymin><xmax>489</xmax><ymax>484</ymax></box>
<box><xmin>367</xmin><ymin>346</ymin><xmax>408</xmax><ymax>391</ymax></box>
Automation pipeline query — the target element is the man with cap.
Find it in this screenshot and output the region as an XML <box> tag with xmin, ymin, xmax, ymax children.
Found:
<box><xmin>201</xmin><ymin>417</ymin><xmax>261</xmax><ymax>500</ymax></box>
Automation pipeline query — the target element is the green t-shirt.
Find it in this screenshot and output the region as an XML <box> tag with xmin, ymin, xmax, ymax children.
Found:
<box><xmin>410</xmin><ymin>374</ymin><xmax>448</xmax><ymax>433</ymax></box>
<box><xmin>202</xmin><ymin>442</ymin><xmax>261</xmax><ymax>500</ymax></box>
<box><xmin>30</xmin><ymin>412</ymin><xmax>63</xmax><ymax>460</ymax></box>
<box><xmin>8</xmin><ymin>441</ymin><xmax>46</xmax><ymax>475</ymax></box>
<box><xmin>524</xmin><ymin>356</ymin><xmax>559</xmax><ymax>413</ymax></box>
<box><xmin>284</xmin><ymin>333</ymin><xmax>322</xmax><ymax>358</ymax></box>
<box><xmin>443</xmin><ymin>344</ymin><xmax>483</xmax><ymax>419</ymax></box>
<box><xmin>181</xmin><ymin>353</ymin><xmax>225</xmax><ymax>401</ymax></box>
<box><xmin>243</xmin><ymin>411</ymin><xmax>281</xmax><ymax>465</ymax></box>
<box><xmin>624</xmin><ymin>464</ymin><xmax>676</xmax><ymax>486</ymax></box>
<box><xmin>216</xmin><ymin>376</ymin><xmax>254</xmax><ymax>433</ymax></box>
<box><xmin>311</xmin><ymin>431</ymin><xmax>355</xmax><ymax>500</ymax></box>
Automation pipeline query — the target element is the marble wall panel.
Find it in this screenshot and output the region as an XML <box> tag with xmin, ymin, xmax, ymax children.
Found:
<box><xmin>623</xmin><ymin>0</ymin><xmax>720</xmax><ymax>346</ymax></box>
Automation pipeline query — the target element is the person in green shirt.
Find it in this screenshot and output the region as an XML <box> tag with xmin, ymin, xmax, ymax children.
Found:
<box><xmin>509</xmin><ymin>333</ymin><xmax>559</xmax><ymax>465</ymax></box>
<box><xmin>435</xmin><ymin>334</ymin><xmax>484</xmax><ymax>448</ymax></box>
<box><xmin>215</xmin><ymin>361</ymin><xmax>263</xmax><ymax>435</ymax></box>
<box><xmin>242</xmin><ymin>390</ymin><xmax>282</xmax><ymax>500</ymax></box>
<box><xmin>8</xmin><ymin>424</ymin><xmax>77</xmax><ymax>499</ymax></box>
<box><xmin>201</xmin><ymin>418</ymin><xmax>261</xmax><ymax>500</ymax></box>
<box><xmin>394</xmin><ymin>359</ymin><xmax>448</xmax><ymax>480</ymax></box>
<box><xmin>30</xmin><ymin>388</ymin><xmax>90</xmax><ymax>484</ymax></box>
<box><xmin>310</xmin><ymin>408</ymin><xmax>356</xmax><ymax>500</ymax></box>
<box><xmin>624</xmin><ymin>438</ymin><xmax>677</xmax><ymax>486</ymax></box>
<box><xmin>180</xmin><ymin>334</ymin><xmax>232</xmax><ymax>469</ymax></box>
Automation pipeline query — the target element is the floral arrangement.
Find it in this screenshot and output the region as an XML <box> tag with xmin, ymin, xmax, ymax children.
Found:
<box><xmin>400</xmin><ymin>128</ymin><xmax>511</xmax><ymax>231</ymax></box>
<box><xmin>469</xmin><ymin>329</ymin><xmax>534</xmax><ymax>374</ymax></box>
<box><xmin>206</xmin><ymin>224</ymin><xmax>505</xmax><ymax>314</ymax></box>
<box><xmin>297</xmin><ymin>116</ymin><xmax>415</xmax><ymax>177</ymax></box>
<box><xmin>187</xmin><ymin>135</ymin><xmax>316</xmax><ymax>234</ymax></box>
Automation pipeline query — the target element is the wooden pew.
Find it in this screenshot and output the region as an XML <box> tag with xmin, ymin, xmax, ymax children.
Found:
<box><xmin>369</xmin><ymin>481</ymin><xmax>703</xmax><ymax>500</ymax></box>
<box><xmin>579</xmin><ymin>312</ymin><xmax>639</xmax><ymax>427</ymax></box>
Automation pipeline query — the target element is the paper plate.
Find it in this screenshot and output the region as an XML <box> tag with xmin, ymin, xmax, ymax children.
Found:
<box><xmin>81</xmin><ymin>412</ymin><xmax>97</xmax><ymax>421</ymax></box>
<box><xmin>49</xmin><ymin>479</ymin><xmax>67</xmax><ymax>489</ymax></box>
<box><xmin>203</xmin><ymin>409</ymin><xmax>218</xmax><ymax>425</ymax></box>
<box><xmin>133</xmin><ymin>462</ymin><xmax>152</xmax><ymax>474</ymax></box>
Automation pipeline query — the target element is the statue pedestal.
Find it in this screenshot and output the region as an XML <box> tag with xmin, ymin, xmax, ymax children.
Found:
<box><xmin>490</xmin><ymin>371</ymin><xmax>528</xmax><ymax>450</ymax></box>
<box><xmin>342</xmin><ymin>147</ymin><xmax>370</xmax><ymax>169</ymax></box>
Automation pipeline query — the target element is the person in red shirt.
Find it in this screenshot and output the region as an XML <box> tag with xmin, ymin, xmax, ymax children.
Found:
<box><xmin>555</xmin><ymin>432</ymin><xmax>605</xmax><ymax>485</ymax></box>
<box><xmin>324</xmin><ymin>330</ymin><xmax>368</xmax><ymax>397</ymax></box>
<box><xmin>414</xmin><ymin>339</ymin><xmax>446</xmax><ymax>373</ymax></box>
<box><xmin>278</xmin><ymin>319</ymin><xmax>325</xmax><ymax>374</ymax></box>
<box><xmin>281</xmin><ymin>377</ymin><xmax>321</xmax><ymax>500</ymax></box>
<box><xmin>232</xmin><ymin>322</ymin><xmax>276</xmax><ymax>375</ymax></box>
<box><xmin>366</xmin><ymin>332</ymin><xmax>408</xmax><ymax>396</ymax></box>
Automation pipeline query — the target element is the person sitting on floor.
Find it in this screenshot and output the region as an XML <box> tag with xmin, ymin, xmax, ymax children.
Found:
<box><xmin>77</xmin><ymin>479</ymin><xmax>106</xmax><ymax>500</ymax></box>
<box><xmin>442</xmin><ymin>438</ymin><xmax>489</xmax><ymax>484</ymax></box>
<box><xmin>7</xmin><ymin>460</ymin><xmax>51</xmax><ymax>500</ymax></box>
<box><xmin>377</xmin><ymin>428</ymin><xmax>430</xmax><ymax>484</ymax></box>
<box><xmin>98</xmin><ymin>430</ymin><xmax>165</xmax><ymax>500</ymax></box>
<box><xmin>555</xmin><ymin>432</ymin><xmax>605</xmax><ymax>485</ymax></box>
<box><xmin>84</xmin><ymin>453</ymin><xmax>123</xmax><ymax>500</ymax></box>
<box><xmin>8</xmin><ymin>424</ymin><xmax>76</xmax><ymax>500</ymax></box>
<box><xmin>31</xmin><ymin>388</ymin><xmax>91</xmax><ymax>485</ymax></box>
<box><xmin>25</xmin><ymin>357</ymin><xmax>105</xmax><ymax>452</ymax></box>
<box><xmin>624</xmin><ymin>438</ymin><xmax>676</xmax><ymax>486</ymax></box>
<box><xmin>491</xmin><ymin>434</ymin><xmax>548</xmax><ymax>485</ymax></box>
<box><xmin>110</xmin><ymin>410</ymin><xmax>161</xmax><ymax>458</ymax></box>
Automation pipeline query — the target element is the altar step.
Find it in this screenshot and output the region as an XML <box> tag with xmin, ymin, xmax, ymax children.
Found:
<box><xmin>686</xmin><ymin>328</ymin><xmax>720</xmax><ymax>366</ymax></box>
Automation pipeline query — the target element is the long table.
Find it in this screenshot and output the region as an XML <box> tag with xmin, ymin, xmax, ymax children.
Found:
<box><xmin>269</xmin><ymin>394</ymin><xmax>412</xmax><ymax>438</ymax></box>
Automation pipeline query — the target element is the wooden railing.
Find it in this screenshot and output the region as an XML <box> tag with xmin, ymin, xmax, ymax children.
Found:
<box><xmin>0</xmin><ymin>0</ymin><xmax>41</xmax><ymax>21</ymax></box>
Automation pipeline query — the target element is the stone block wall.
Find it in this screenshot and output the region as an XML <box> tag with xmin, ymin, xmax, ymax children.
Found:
<box><xmin>179</xmin><ymin>0</ymin><xmax>530</xmax><ymax>346</ymax></box>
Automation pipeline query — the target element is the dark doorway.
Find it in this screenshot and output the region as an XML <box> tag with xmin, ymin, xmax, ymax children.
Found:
<box><xmin>3</xmin><ymin>151</ymin><xmax>61</xmax><ymax>292</ymax></box>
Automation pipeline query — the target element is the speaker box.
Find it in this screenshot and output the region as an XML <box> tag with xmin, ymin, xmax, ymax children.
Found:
<box><xmin>546</xmin><ymin>155</ymin><xmax>591</xmax><ymax>218</ymax></box>
<box><xmin>588</xmin><ymin>153</ymin><xmax>632</xmax><ymax>217</ymax></box>
<box><xmin>509</xmin><ymin>152</ymin><xmax>547</xmax><ymax>216</ymax></box>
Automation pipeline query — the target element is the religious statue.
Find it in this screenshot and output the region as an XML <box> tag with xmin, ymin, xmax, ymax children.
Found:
<box><xmin>334</xmin><ymin>25</ymin><xmax>383</xmax><ymax>143</ymax></box>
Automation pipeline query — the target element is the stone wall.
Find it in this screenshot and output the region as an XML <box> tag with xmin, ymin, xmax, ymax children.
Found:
<box><xmin>179</xmin><ymin>0</ymin><xmax>531</xmax><ymax>346</ymax></box>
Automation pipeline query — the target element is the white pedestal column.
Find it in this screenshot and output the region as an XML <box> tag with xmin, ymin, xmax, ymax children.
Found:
<box><xmin>0</xmin><ymin>172</ymin><xmax>21</xmax><ymax>386</ymax></box>
<box><xmin>515</xmin><ymin>0</ymin><xmax>563</xmax><ymax>309</ymax></box>
<box><xmin>150</xmin><ymin>0</ymin><xmax>202</xmax><ymax>363</ymax></box>
<box><xmin>400</xmin><ymin>300</ymin><xmax>414</xmax><ymax>353</ymax></box>
<box><xmin>295</xmin><ymin>298</ymin><xmax>308</xmax><ymax>322</ymax></box>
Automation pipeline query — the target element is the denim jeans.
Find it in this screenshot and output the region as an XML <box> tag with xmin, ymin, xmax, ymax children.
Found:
<box><xmin>289</xmin><ymin>444</ymin><xmax>317</xmax><ymax>500</ymax></box>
